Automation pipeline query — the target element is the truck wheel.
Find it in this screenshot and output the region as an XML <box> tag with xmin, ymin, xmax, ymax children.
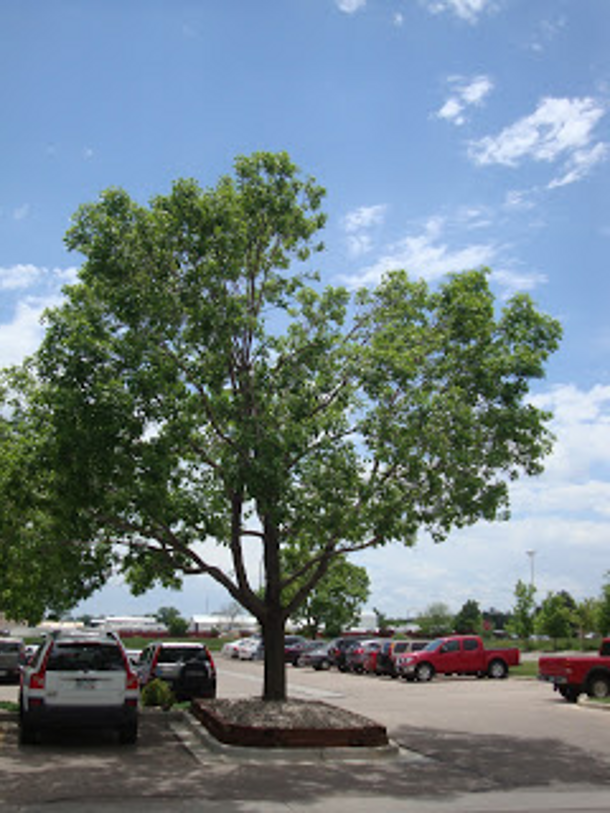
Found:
<box><xmin>415</xmin><ymin>663</ymin><xmax>434</xmax><ymax>682</ymax></box>
<box><xmin>487</xmin><ymin>659</ymin><xmax>508</xmax><ymax>679</ymax></box>
<box><xmin>587</xmin><ymin>674</ymin><xmax>610</xmax><ymax>699</ymax></box>
<box><xmin>559</xmin><ymin>686</ymin><xmax>580</xmax><ymax>703</ymax></box>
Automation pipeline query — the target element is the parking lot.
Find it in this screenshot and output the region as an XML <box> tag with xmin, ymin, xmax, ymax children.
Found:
<box><xmin>1</xmin><ymin>659</ymin><xmax>610</xmax><ymax>812</ymax></box>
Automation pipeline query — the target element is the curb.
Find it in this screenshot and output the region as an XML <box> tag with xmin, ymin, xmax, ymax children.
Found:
<box><xmin>580</xmin><ymin>698</ymin><xmax>610</xmax><ymax>712</ymax></box>
<box><xmin>171</xmin><ymin>709</ymin><xmax>420</xmax><ymax>764</ymax></box>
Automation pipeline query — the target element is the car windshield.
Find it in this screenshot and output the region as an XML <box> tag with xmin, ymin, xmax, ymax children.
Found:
<box><xmin>423</xmin><ymin>639</ymin><xmax>445</xmax><ymax>652</ymax></box>
<box><xmin>157</xmin><ymin>647</ymin><xmax>207</xmax><ymax>663</ymax></box>
<box><xmin>47</xmin><ymin>642</ymin><xmax>125</xmax><ymax>672</ymax></box>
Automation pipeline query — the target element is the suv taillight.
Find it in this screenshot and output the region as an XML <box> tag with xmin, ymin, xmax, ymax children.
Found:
<box><xmin>125</xmin><ymin>671</ymin><xmax>139</xmax><ymax>691</ymax></box>
<box><xmin>30</xmin><ymin>671</ymin><xmax>46</xmax><ymax>690</ymax></box>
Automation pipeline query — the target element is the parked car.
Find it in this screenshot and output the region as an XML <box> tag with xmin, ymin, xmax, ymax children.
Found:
<box><xmin>236</xmin><ymin>636</ymin><xmax>264</xmax><ymax>661</ymax></box>
<box><xmin>386</xmin><ymin>641</ymin><xmax>431</xmax><ymax>677</ymax></box>
<box><xmin>539</xmin><ymin>637</ymin><xmax>610</xmax><ymax>702</ymax></box>
<box><xmin>327</xmin><ymin>637</ymin><xmax>364</xmax><ymax>671</ymax></box>
<box><xmin>221</xmin><ymin>638</ymin><xmax>251</xmax><ymax>659</ymax></box>
<box><xmin>375</xmin><ymin>640</ymin><xmax>428</xmax><ymax>677</ymax></box>
<box><xmin>138</xmin><ymin>641</ymin><xmax>216</xmax><ymax>700</ymax></box>
<box><xmin>346</xmin><ymin>639</ymin><xmax>383</xmax><ymax>673</ymax></box>
<box><xmin>24</xmin><ymin>644</ymin><xmax>40</xmax><ymax>665</ymax></box>
<box><xmin>398</xmin><ymin>635</ymin><xmax>520</xmax><ymax>682</ymax></box>
<box><xmin>125</xmin><ymin>649</ymin><xmax>142</xmax><ymax>668</ymax></box>
<box><xmin>0</xmin><ymin>637</ymin><xmax>25</xmax><ymax>683</ymax></box>
<box><xmin>285</xmin><ymin>638</ymin><xmax>319</xmax><ymax>666</ymax></box>
<box><xmin>19</xmin><ymin>630</ymin><xmax>139</xmax><ymax>745</ymax></box>
<box><xmin>297</xmin><ymin>642</ymin><xmax>332</xmax><ymax>670</ymax></box>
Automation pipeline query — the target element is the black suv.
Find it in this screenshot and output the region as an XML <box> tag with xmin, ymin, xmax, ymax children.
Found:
<box><xmin>137</xmin><ymin>642</ymin><xmax>216</xmax><ymax>701</ymax></box>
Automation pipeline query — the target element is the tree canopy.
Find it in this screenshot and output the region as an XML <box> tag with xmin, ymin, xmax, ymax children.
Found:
<box><xmin>284</xmin><ymin>555</ymin><xmax>370</xmax><ymax>638</ymax></box>
<box><xmin>1</xmin><ymin>152</ymin><xmax>561</xmax><ymax>699</ymax></box>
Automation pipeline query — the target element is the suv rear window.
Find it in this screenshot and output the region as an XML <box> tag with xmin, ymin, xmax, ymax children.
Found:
<box><xmin>157</xmin><ymin>647</ymin><xmax>208</xmax><ymax>664</ymax></box>
<box><xmin>47</xmin><ymin>642</ymin><xmax>125</xmax><ymax>672</ymax></box>
<box><xmin>0</xmin><ymin>642</ymin><xmax>20</xmax><ymax>653</ymax></box>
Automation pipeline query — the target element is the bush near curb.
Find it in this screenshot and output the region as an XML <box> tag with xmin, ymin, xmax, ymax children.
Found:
<box><xmin>140</xmin><ymin>678</ymin><xmax>176</xmax><ymax>709</ymax></box>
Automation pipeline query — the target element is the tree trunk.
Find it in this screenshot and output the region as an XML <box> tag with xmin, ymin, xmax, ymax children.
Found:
<box><xmin>262</xmin><ymin>608</ymin><xmax>287</xmax><ymax>701</ymax></box>
<box><xmin>261</xmin><ymin>515</ymin><xmax>287</xmax><ymax>701</ymax></box>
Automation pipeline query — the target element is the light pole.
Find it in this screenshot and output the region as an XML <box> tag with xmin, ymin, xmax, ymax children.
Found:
<box><xmin>526</xmin><ymin>550</ymin><xmax>536</xmax><ymax>589</ymax></box>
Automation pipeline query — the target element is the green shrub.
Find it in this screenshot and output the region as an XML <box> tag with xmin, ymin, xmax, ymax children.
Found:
<box><xmin>140</xmin><ymin>678</ymin><xmax>175</xmax><ymax>709</ymax></box>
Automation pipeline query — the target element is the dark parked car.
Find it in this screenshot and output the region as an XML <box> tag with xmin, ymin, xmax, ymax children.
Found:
<box><xmin>285</xmin><ymin>638</ymin><xmax>320</xmax><ymax>666</ymax></box>
<box><xmin>327</xmin><ymin>637</ymin><xmax>364</xmax><ymax>672</ymax></box>
<box><xmin>297</xmin><ymin>642</ymin><xmax>332</xmax><ymax>670</ymax></box>
<box><xmin>137</xmin><ymin>642</ymin><xmax>216</xmax><ymax>701</ymax></box>
<box><xmin>346</xmin><ymin>639</ymin><xmax>383</xmax><ymax>673</ymax></box>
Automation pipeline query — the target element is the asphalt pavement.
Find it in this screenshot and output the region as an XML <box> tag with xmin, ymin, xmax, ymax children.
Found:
<box><xmin>1</xmin><ymin>661</ymin><xmax>609</xmax><ymax>813</ymax></box>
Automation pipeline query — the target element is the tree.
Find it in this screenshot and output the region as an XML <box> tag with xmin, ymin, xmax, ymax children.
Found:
<box><xmin>416</xmin><ymin>602</ymin><xmax>455</xmax><ymax>637</ymax></box>
<box><xmin>507</xmin><ymin>579</ymin><xmax>537</xmax><ymax>640</ymax></box>
<box><xmin>574</xmin><ymin>597</ymin><xmax>599</xmax><ymax>646</ymax></box>
<box><xmin>534</xmin><ymin>592</ymin><xmax>573</xmax><ymax>647</ymax></box>
<box><xmin>453</xmin><ymin>599</ymin><xmax>482</xmax><ymax>634</ymax></box>
<box><xmin>373</xmin><ymin>607</ymin><xmax>391</xmax><ymax>634</ymax></box>
<box><xmin>482</xmin><ymin>606</ymin><xmax>512</xmax><ymax>633</ymax></box>
<box><xmin>286</xmin><ymin>556</ymin><xmax>370</xmax><ymax>638</ymax></box>
<box><xmin>0</xmin><ymin>367</ymin><xmax>110</xmax><ymax>624</ymax></box>
<box><xmin>597</xmin><ymin>574</ymin><xmax>610</xmax><ymax>636</ymax></box>
<box><xmin>156</xmin><ymin>606</ymin><xmax>189</xmax><ymax>637</ymax></box>
<box><xmin>16</xmin><ymin>151</ymin><xmax>561</xmax><ymax>701</ymax></box>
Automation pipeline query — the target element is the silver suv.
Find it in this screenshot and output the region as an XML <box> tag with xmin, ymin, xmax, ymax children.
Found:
<box><xmin>19</xmin><ymin>630</ymin><xmax>140</xmax><ymax>745</ymax></box>
<box><xmin>137</xmin><ymin>641</ymin><xmax>216</xmax><ymax>701</ymax></box>
<box><xmin>0</xmin><ymin>637</ymin><xmax>25</xmax><ymax>683</ymax></box>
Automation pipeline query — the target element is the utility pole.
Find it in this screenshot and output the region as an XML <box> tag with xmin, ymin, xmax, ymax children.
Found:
<box><xmin>526</xmin><ymin>549</ymin><xmax>536</xmax><ymax>589</ymax></box>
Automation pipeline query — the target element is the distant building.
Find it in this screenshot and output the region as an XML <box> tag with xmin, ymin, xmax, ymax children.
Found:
<box><xmin>89</xmin><ymin>616</ymin><xmax>167</xmax><ymax>634</ymax></box>
<box><xmin>189</xmin><ymin>613</ymin><xmax>258</xmax><ymax>634</ymax></box>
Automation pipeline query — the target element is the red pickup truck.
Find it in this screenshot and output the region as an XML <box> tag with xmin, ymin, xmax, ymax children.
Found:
<box><xmin>538</xmin><ymin>639</ymin><xmax>610</xmax><ymax>702</ymax></box>
<box><xmin>396</xmin><ymin>635</ymin><xmax>520</xmax><ymax>682</ymax></box>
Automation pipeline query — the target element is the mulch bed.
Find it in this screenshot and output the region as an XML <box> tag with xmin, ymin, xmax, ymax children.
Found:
<box><xmin>190</xmin><ymin>697</ymin><xmax>389</xmax><ymax>749</ymax></box>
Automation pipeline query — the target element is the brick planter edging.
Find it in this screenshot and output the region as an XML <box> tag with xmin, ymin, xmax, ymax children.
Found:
<box><xmin>190</xmin><ymin>699</ymin><xmax>389</xmax><ymax>749</ymax></box>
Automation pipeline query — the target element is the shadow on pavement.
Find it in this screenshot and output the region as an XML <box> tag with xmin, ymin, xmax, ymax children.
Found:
<box><xmin>2</xmin><ymin>714</ymin><xmax>610</xmax><ymax>808</ymax></box>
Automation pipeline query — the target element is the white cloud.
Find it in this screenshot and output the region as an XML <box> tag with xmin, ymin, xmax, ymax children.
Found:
<box><xmin>548</xmin><ymin>142</ymin><xmax>609</xmax><ymax>189</ymax></box>
<box><xmin>0</xmin><ymin>265</ymin><xmax>78</xmax><ymax>366</ymax></box>
<box><xmin>0</xmin><ymin>264</ymin><xmax>43</xmax><ymax>291</ymax></box>
<box><xmin>436</xmin><ymin>75</ymin><xmax>494</xmax><ymax>126</ymax></box>
<box><xmin>343</xmin><ymin>204</ymin><xmax>387</xmax><ymax>233</ymax></box>
<box><xmin>504</xmin><ymin>189</ymin><xmax>537</xmax><ymax>211</ymax></box>
<box><xmin>352</xmin><ymin>382</ymin><xmax>610</xmax><ymax>614</ymax></box>
<box><xmin>0</xmin><ymin>264</ymin><xmax>77</xmax><ymax>292</ymax></box>
<box><xmin>393</xmin><ymin>12</ymin><xmax>404</xmax><ymax>27</ymax></box>
<box><xmin>0</xmin><ymin>296</ymin><xmax>60</xmax><ymax>366</ymax></box>
<box><xmin>13</xmin><ymin>204</ymin><xmax>30</xmax><ymax>221</ymax></box>
<box><xmin>469</xmin><ymin>97</ymin><xmax>608</xmax><ymax>187</ymax></box>
<box><xmin>528</xmin><ymin>384</ymin><xmax>610</xmax><ymax>482</ymax></box>
<box><xmin>423</xmin><ymin>0</ymin><xmax>494</xmax><ymax>24</ymax></box>
<box><xmin>336</xmin><ymin>0</ymin><xmax>366</xmax><ymax>13</ymax></box>
<box><xmin>527</xmin><ymin>15</ymin><xmax>567</xmax><ymax>54</ymax></box>
<box><xmin>342</xmin><ymin>204</ymin><xmax>387</xmax><ymax>258</ymax></box>
<box><xmin>344</xmin><ymin>216</ymin><xmax>496</xmax><ymax>287</ymax></box>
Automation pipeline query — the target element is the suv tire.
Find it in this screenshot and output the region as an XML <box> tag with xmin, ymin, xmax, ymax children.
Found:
<box><xmin>119</xmin><ymin>721</ymin><xmax>138</xmax><ymax>745</ymax></box>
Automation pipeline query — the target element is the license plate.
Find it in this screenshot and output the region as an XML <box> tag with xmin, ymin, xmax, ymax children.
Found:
<box><xmin>75</xmin><ymin>678</ymin><xmax>97</xmax><ymax>690</ymax></box>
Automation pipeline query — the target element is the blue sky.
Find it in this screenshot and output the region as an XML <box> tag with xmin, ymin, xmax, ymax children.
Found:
<box><xmin>1</xmin><ymin>0</ymin><xmax>609</xmax><ymax>621</ymax></box>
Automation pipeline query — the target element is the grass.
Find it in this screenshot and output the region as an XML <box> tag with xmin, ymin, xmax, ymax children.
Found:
<box><xmin>511</xmin><ymin>660</ymin><xmax>539</xmax><ymax>679</ymax></box>
<box><xmin>0</xmin><ymin>700</ymin><xmax>19</xmax><ymax>713</ymax></box>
